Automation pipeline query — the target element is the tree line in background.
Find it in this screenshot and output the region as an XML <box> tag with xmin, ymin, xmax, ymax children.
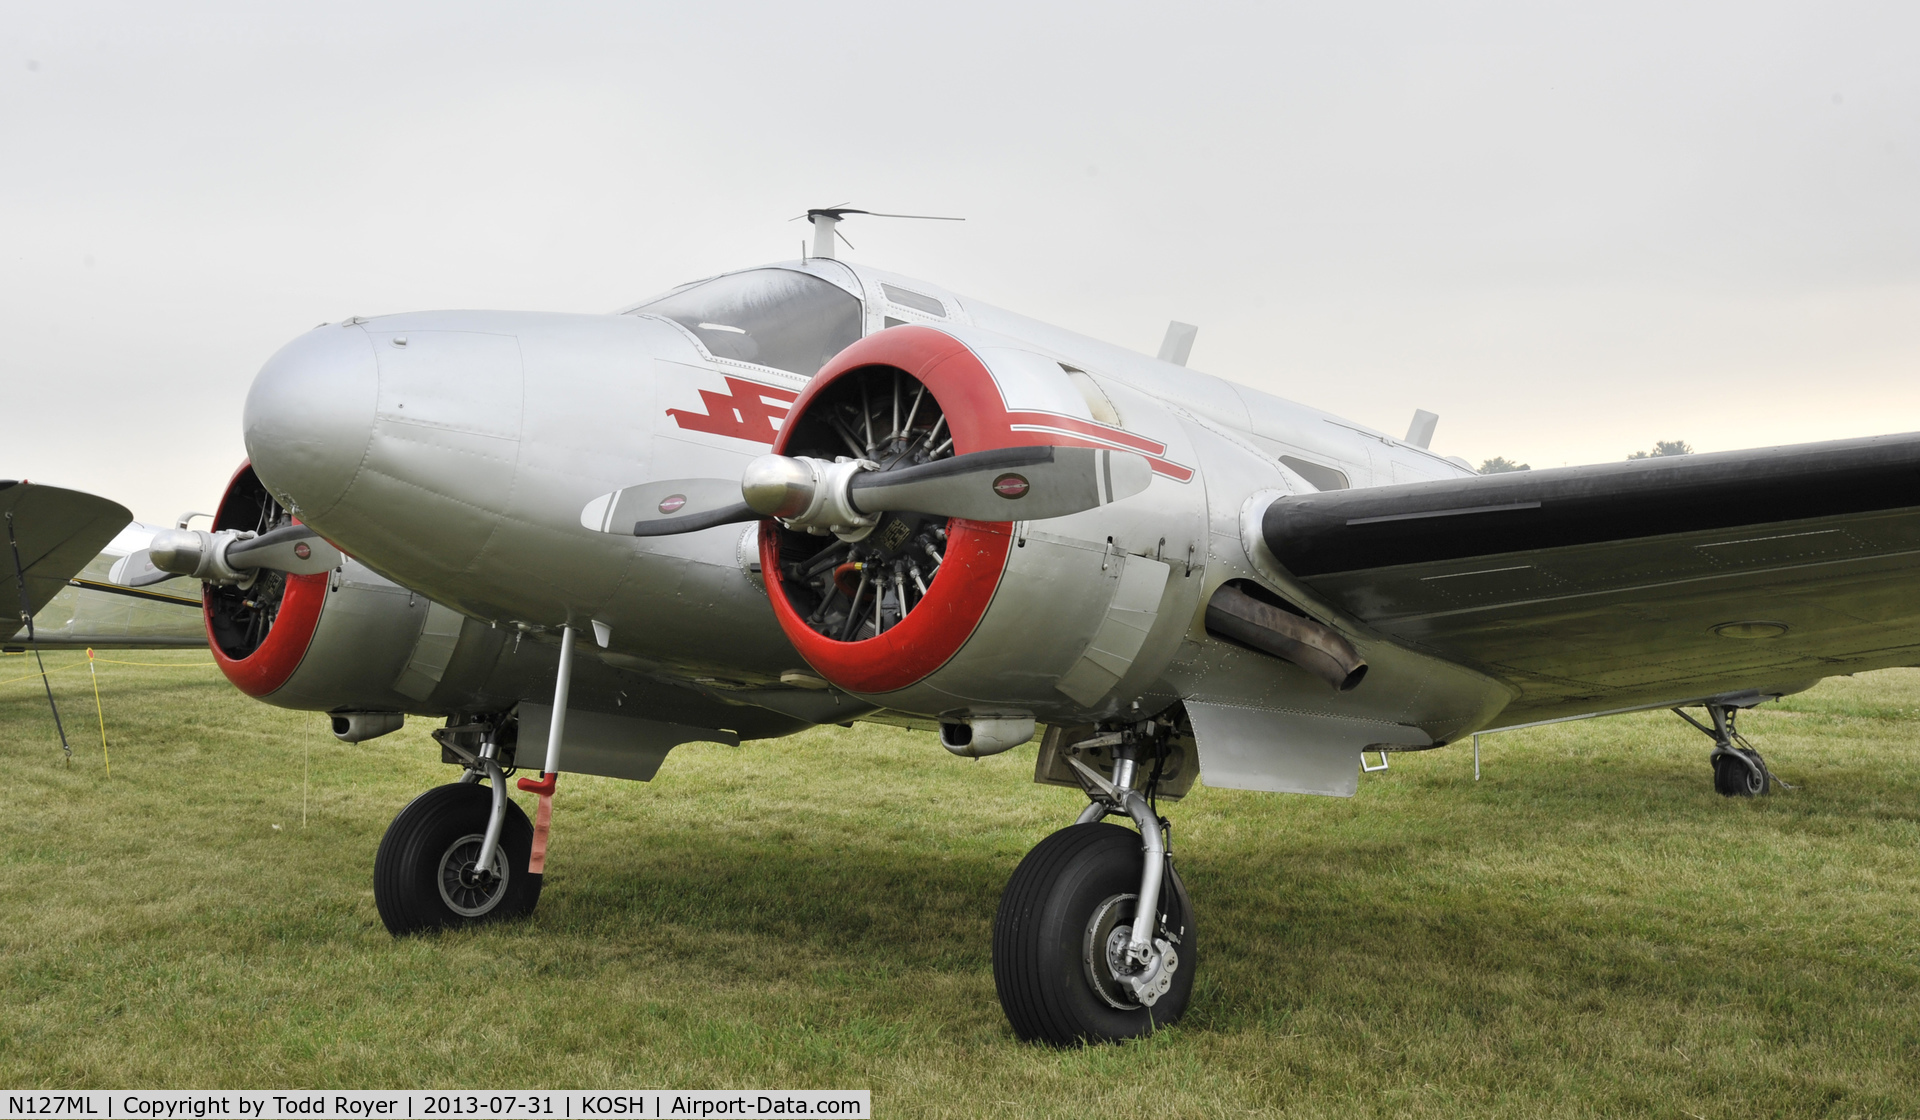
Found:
<box><xmin>1477</xmin><ymin>441</ymin><xmax>1693</xmax><ymax>474</ymax></box>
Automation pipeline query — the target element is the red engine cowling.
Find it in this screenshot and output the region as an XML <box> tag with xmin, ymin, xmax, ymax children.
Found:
<box><xmin>203</xmin><ymin>462</ymin><xmax>330</xmax><ymax>698</ymax></box>
<box><xmin>758</xmin><ymin>325</ymin><xmax>1205</xmax><ymax>720</ymax></box>
<box><xmin>198</xmin><ymin>462</ymin><xmax>517</xmax><ymax>718</ymax></box>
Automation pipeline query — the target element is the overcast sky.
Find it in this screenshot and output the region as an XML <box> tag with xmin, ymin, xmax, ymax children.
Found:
<box><xmin>7</xmin><ymin>1</ymin><xmax>1917</xmax><ymax>522</ymax></box>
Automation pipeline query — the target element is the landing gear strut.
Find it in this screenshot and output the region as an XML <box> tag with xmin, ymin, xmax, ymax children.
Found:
<box><xmin>1674</xmin><ymin>700</ymin><xmax>1775</xmax><ymax>798</ymax></box>
<box><xmin>374</xmin><ymin>718</ymin><xmax>542</xmax><ymax>933</ymax></box>
<box><xmin>992</xmin><ymin>718</ymin><xmax>1195</xmax><ymax>1046</ymax></box>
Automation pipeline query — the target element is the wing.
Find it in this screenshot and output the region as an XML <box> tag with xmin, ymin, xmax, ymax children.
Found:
<box><xmin>1260</xmin><ymin>432</ymin><xmax>1920</xmax><ymax>726</ymax></box>
<box><xmin>0</xmin><ymin>480</ymin><xmax>133</xmax><ymax>621</ymax></box>
<box><xmin>0</xmin><ymin>484</ymin><xmax>206</xmax><ymax>651</ymax></box>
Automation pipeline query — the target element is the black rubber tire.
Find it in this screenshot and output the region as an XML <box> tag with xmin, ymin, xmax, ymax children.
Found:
<box><xmin>373</xmin><ymin>782</ymin><xmax>542</xmax><ymax>935</ymax></box>
<box><xmin>992</xmin><ymin>822</ymin><xmax>1196</xmax><ymax>1046</ymax></box>
<box><xmin>1712</xmin><ymin>749</ymin><xmax>1770</xmax><ymax>797</ymax></box>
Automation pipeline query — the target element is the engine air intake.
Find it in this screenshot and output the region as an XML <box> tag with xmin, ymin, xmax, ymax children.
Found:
<box><xmin>766</xmin><ymin>364</ymin><xmax>955</xmax><ymax>642</ymax></box>
<box><xmin>204</xmin><ymin>463</ymin><xmax>329</xmax><ymax>697</ymax></box>
<box><xmin>758</xmin><ymin>328</ymin><xmax>1017</xmax><ymax>696</ymax></box>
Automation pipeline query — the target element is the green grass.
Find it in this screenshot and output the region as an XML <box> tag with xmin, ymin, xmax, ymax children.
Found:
<box><xmin>3</xmin><ymin>649</ymin><xmax>1918</xmax><ymax>1117</ymax></box>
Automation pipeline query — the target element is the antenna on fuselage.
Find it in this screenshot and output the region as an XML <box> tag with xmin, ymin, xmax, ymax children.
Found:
<box><xmin>794</xmin><ymin>206</ymin><xmax>964</xmax><ymax>260</ymax></box>
<box><xmin>1157</xmin><ymin>321</ymin><xmax>1199</xmax><ymax>367</ymax></box>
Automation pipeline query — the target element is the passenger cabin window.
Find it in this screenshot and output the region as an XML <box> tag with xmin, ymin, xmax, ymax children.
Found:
<box><xmin>1279</xmin><ymin>455</ymin><xmax>1349</xmax><ymax>492</ymax></box>
<box><xmin>881</xmin><ymin>283</ymin><xmax>946</xmax><ymax>317</ymax></box>
<box><xmin>630</xmin><ymin>269</ymin><xmax>862</xmax><ymax>376</ymax></box>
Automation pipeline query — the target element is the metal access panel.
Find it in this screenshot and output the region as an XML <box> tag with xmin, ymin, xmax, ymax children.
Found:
<box><xmin>1055</xmin><ymin>554</ymin><xmax>1172</xmax><ymax>706</ymax></box>
<box><xmin>516</xmin><ymin>701</ymin><xmax>738</xmax><ymax>783</ymax></box>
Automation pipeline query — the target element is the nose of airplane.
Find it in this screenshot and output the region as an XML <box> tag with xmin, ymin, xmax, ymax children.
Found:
<box><xmin>243</xmin><ymin>322</ymin><xmax>378</xmax><ymax>521</ymax></box>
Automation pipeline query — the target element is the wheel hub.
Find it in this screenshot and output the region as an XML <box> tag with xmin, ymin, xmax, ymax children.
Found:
<box><xmin>1084</xmin><ymin>893</ymin><xmax>1180</xmax><ymax>1009</ymax></box>
<box><xmin>438</xmin><ymin>833</ymin><xmax>511</xmax><ymax>917</ymax></box>
<box><xmin>1711</xmin><ymin>746</ymin><xmax>1771</xmax><ymax>796</ymax></box>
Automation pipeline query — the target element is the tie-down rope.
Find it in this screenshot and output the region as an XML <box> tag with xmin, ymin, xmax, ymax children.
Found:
<box><xmin>6</xmin><ymin>510</ymin><xmax>70</xmax><ymax>763</ymax></box>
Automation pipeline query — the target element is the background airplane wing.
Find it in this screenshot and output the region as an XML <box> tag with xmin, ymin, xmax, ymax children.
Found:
<box><xmin>1261</xmin><ymin>433</ymin><xmax>1920</xmax><ymax>726</ymax></box>
<box><xmin>1</xmin><ymin>480</ymin><xmax>133</xmax><ymax>620</ymax></box>
<box><xmin>1</xmin><ymin>482</ymin><xmax>206</xmax><ymax>650</ymax></box>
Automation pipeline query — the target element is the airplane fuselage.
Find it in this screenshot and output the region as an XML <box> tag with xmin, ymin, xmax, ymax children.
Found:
<box><xmin>241</xmin><ymin>258</ymin><xmax>1496</xmax><ymax>741</ymax></box>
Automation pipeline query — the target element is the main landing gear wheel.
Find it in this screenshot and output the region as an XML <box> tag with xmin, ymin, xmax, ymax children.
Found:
<box><xmin>374</xmin><ymin>783</ymin><xmax>542</xmax><ymax>934</ymax></box>
<box><xmin>992</xmin><ymin>822</ymin><xmax>1196</xmax><ymax>1046</ymax></box>
<box><xmin>1712</xmin><ymin>748</ymin><xmax>1771</xmax><ymax>798</ymax></box>
<box><xmin>1675</xmin><ymin>701</ymin><xmax>1777</xmax><ymax>799</ymax></box>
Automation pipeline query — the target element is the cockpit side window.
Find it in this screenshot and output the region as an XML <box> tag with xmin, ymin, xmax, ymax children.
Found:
<box><xmin>629</xmin><ymin>269</ymin><xmax>863</xmax><ymax>377</ymax></box>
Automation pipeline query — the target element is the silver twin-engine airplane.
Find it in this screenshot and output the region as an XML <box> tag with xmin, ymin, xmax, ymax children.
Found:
<box><xmin>10</xmin><ymin>210</ymin><xmax>1920</xmax><ymax>1045</ymax></box>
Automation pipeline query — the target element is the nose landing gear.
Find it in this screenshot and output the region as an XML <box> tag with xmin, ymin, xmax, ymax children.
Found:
<box><xmin>992</xmin><ymin>719</ymin><xmax>1195</xmax><ymax>1046</ymax></box>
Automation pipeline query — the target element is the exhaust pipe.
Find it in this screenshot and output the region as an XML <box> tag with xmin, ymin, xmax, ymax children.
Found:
<box><xmin>940</xmin><ymin>715</ymin><xmax>1036</xmax><ymax>758</ymax></box>
<box><xmin>1205</xmin><ymin>584</ymin><xmax>1367</xmax><ymax>691</ymax></box>
<box><xmin>332</xmin><ymin>711</ymin><xmax>406</xmax><ymax>742</ymax></box>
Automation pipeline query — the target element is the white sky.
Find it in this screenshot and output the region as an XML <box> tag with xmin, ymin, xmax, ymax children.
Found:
<box><xmin>6</xmin><ymin>1</ymin><xmax>1917</xmax><ymax>522</ymax></box>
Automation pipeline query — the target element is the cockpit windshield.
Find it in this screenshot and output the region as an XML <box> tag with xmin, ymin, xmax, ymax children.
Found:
<box><xmin>629</xmin><ymin>268</ymin><xmax>863</xmax><ymax>376</ymax></box>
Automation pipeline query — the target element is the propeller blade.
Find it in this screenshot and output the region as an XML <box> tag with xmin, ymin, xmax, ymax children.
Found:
<box><xmin>628</xmin><ymin>503</ymin><xmax>759</xmax><ymax>537</ymax></box>
<box><xmin>108</xmin><ymin>548</ymin><xmax>177</xmax><ymax>588</ymax></box>
<box><xmin>585</xmin><ymin>446</ymin><xmax>1151</xmax><ymax>541</ymax></box>
<box><xmin>849</xmin><ymin>445</ymin><xmax>1151</xmax><ymax>521</ymax></box>
<box><xmin>224</xmin><ymin>524</ymin><xmax>343</xmax><ymax>575</ymax></box>
<box><xmin>581</xmin><ymin>479</ymin><xmax>760</xmax><ymax>538</ymax></box>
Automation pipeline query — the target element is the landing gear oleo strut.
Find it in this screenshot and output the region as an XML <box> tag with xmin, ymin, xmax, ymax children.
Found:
<box><xmin>993</xmin><ymin>718</ymin><xmax>1196</xmax><ymax>1046</ymax></box>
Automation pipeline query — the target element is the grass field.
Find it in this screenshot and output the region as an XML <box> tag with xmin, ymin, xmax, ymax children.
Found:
<box><xmin>3</xmin><ymin>649</ymin><xmax>1918</xmax><ymax>1117</ymax></box>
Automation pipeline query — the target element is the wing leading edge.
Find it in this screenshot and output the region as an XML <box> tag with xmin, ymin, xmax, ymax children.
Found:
<box><xmin>1260</xmin><ymin>432</ymin><xmax>1920</xmax><ymax>725</ymax></box>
